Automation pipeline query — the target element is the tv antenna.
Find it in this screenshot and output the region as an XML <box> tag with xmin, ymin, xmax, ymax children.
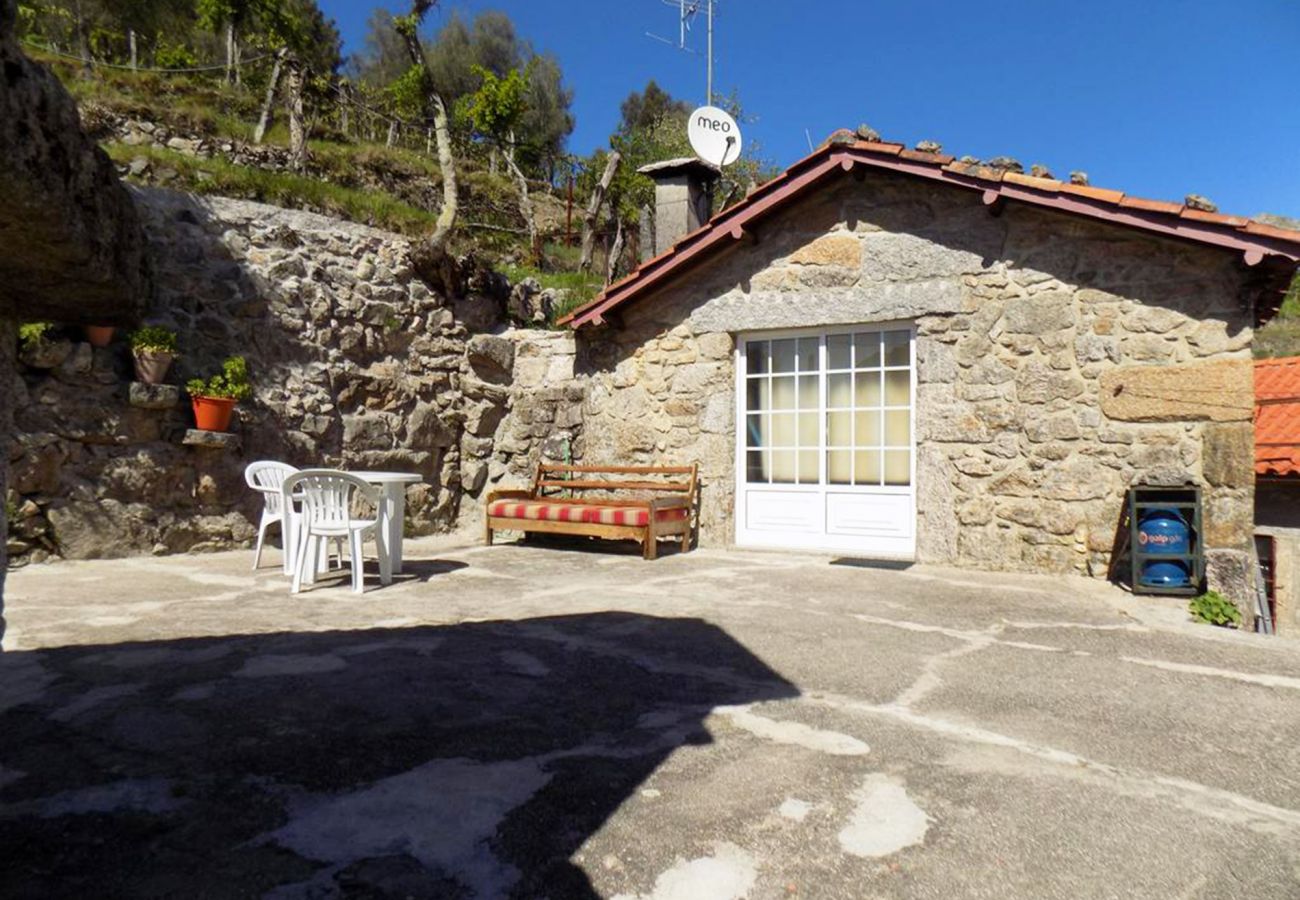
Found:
<box><xmin>646</xmin><ymin>0</ymin><xmax>715</xmax><ymax>105</ymax></box>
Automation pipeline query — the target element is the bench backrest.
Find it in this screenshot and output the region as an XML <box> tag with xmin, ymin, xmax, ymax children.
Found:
<box><xmin>532</xmin><ymin>462</ymin><xmax>697</xmax><ymax>503</ymax></box>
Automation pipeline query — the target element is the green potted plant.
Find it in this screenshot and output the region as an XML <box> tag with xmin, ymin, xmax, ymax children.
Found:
<box><xmin>186</xmin><ymin>356</ymin><xmax>252</xmax><ymax>432</ymax></box>
<box><xmin>129</xmin><ymin>325</ymin><xmax>179</xmax><ymax>385</ymax></box>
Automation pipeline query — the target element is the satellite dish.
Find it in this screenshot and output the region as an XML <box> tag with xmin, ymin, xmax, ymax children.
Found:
<box><xmin>688</xmin><ymin>105</ymin><xmax>743</xmax><ymax>167</ymax></box>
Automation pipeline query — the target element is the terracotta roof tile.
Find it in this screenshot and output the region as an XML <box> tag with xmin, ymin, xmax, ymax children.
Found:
<box><xmin>853</xmin><ymin>140</ymin><xmax>905</xmax><ymax>156</ymax></box>
<box><xmin>1245</xmin><ymin>219</ymin><xmax>1300</xmax><ymax>241</ymax></box>
<box><xmin>1255</xmin><ymin>356</ymin><xmax>1300</xmax><ymax>477</ymax></box>
<box><xmin>1180</xmin><ymin>207</ymin><xmax>1250</xmax><ymax>228</ymax></box>
<box><xmin>1003</xmin><ymin>171</ymin><xmax>1063</xmax><ymax>192</ymax></box>
<box><xmin>943</xmin><ymin>160</ymin><xmax>1006</xmax><ymax>182</ymax></box>
<box><xmin>1058</xmin><ymin>182</ymin><xmax>1126</xmax><ymax>204</ymax></box>
<box><xmin>898</xmin><ymin>148</ymin><xmax>954</xmax><ymax>165</ymax></box>
<box><xmin>565</xmin><ymin>130</ymin><xmax>1300</xmax><ymax>329</ymax></box>
<box><xmin>1119</xmin><ymin>196</ymin><xmax>1185</xmax><ymax>216</ymax></box>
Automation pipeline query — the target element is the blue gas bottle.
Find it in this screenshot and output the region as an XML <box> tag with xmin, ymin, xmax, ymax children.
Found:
<box><xmin>1137</xmin><ymin>508</ymin><xmax>1191</xmax><ymax>587</ymax></box>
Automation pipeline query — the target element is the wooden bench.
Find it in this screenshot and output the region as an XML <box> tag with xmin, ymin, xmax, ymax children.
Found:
<box><xmin>484</xmin><ymin>463</ymin><xmax>698</xmax><ymax>560</ymax></box>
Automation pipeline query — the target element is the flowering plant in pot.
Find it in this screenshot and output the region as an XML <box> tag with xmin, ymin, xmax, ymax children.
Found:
<box><xmin>129</xmin><ymin>326</ymin><xmax>179</xmax><ymax>384</ymax></box>
<box><xmin>186</xmin><ymin>356</ymin><xmax>252</xmax><ymax>432</ymax></box>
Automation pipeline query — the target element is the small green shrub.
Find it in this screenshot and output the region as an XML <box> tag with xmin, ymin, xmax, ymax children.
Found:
<box><xmin>186</xmin><ymin>355</ymin><xmax>252</xmax><ymax>401</ymax></box>
<box><xmin>17</xmin><ymin>322</ymin><xmax>54</xmax><ymax>349</ymax></box>
<box><xmin>129</xmin><ymin>325</ymin><xmax>179</xmax><ymax>355</ymax></box>
<box><xmin>1188</xmin><ymin>590</ymin><xmax>1242</xmax><ymax>628</ymax></box>
<box><xmin>154</xmin><ymin>42</ymin><xmax>199</xmax><ymax>70</ymax></box>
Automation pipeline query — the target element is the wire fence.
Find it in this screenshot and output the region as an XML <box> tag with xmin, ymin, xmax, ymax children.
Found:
<box><xmin>22</xmin><ymin>39</ymin><xmax>278</xmax><ymax>74</ymax></box>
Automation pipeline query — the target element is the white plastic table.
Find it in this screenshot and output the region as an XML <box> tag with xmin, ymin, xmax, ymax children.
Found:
<box><xmin>352</xmin><ymin>471</ymin><xmax>422</xmax><ymax>575</ymax></box>
<box><xmin>280</xmin><ymin>471</ymin><xmax>421</xmax><ymax>578</ymax></box>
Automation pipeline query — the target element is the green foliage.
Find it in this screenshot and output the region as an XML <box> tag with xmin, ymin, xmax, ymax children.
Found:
<box><xmin>129</xmin><ymin>325</ymin><xmax>179</xmax><ymax>354</ymax></box>
<box><xmin>1254</xmin><ymin>269</ymin><xmax>1300</xmax><ymax>359</ymax></box>
<box><xmin>108</xmin><ymin>144</ymin><xmax>439</xmax><ymax>234</ymax></box>
<box><xmin>187</xmin><ymin>355</ymin><xmax>252</xmax><ymax>401</ymax></box>
<box><xmin>18</xmin><ymin>322</ymin><xmax>54</xmax><ymax>349</ymax></box>
<box><xmin>1188</xmin><ymin>590</ymin><xmax>1242</xmax><ymax>628</ymax></box>
<box><xmin>385</xmin><ymin>65</ymin><xmax>429</xmax><ymax>120</ymax></box>
<box><xmin>1283</xmin><ymin>269</ymin><xmax>1300</xmax><ymax>319</ymax></box>
<box><xmin>353</xmin><ymin>8</ymin><xmax>573</xmax><ymax>180</ymax></box>
<box><xmin>195</xmin><ymin>0</ymin><xmax>247</xmax><ymax>32</ymax></box>
<box><xmin>391</xmin><ymin>12</ymin><xmax>418</xmax><ymax>40</ymax></box>
<box><xmin>15</xmin><ymin>3</ymin><xmax>40</xmax><ymax>35</ymax></box>
<box><xmin>616</xmin><ymin>79</ymin><xmax>689</xmax><ymax>138</ymax></box>
<box><xmin>496</xmin><ymin>258</ymin><xmax>602</xmax><ymax>326</ymax></box>
<box><xmin>464</xmin><ymin>63</ymin><xmax>529</xmax><ymax>146</ymax></box>
<box><xmin>154</xmin><ymin>40</ymin><xmax>198</xmax><ymax>69</ymax></box>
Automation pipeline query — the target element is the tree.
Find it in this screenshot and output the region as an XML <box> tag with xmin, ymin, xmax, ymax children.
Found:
<box><xmin>393</xmin><ymin>0</ymin><xmax>458</xmax><ymax>266</ymax></box>
<box><xmin>251</xmin><ymin>0</ymin><xmax>340</xmax><ymax>142</ymax></box>
<box><xmin>465</xmin><ymin>62</ymin><xmax>537</xmax><ymax>261</ymax></box>
<box><xmin>196</xmin><ymin>0</ymin><xmax>257</xmax><ymax>85</ymax></box>
<box><xmin>350</xmin><ymin>7</ymin><xmax>408</xmax><ymax>87</ymax></box>
<box><xmin>354</xmin><ymin>8</ymin><xmax>572</xmax><ymax>179</ymax></box>
<box><xmin>617</xmin><ymin>79</ymin><xmax>689</xmax><ymax>138</ymax></box>
<box><xmin>583</xmin><ymin>81</ymin><xmax>772</xmax><ymax>280</ymax></box>
<box><xmin>519</xmin><ymin>52</ymin><xmax>573</xmax><ymax>182</ymax></box>
<box><xmin>579</xmin><ymin>149</ymin><xmax>620</xmax><ymax>273</ymax></box>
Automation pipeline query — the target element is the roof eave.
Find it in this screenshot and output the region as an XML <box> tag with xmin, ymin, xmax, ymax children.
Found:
<box><xmin>562</xmin><ymin>142</ymin><xmax>1300</xmax><ymax>330</ymax></box>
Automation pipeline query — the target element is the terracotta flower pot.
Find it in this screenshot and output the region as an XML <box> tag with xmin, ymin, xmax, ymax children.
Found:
<box><xmin>191</xmin><ymin>395</ymin><xmax>238</xmax><ymax>432</ymax></box>
<box><xmin>85</xmin><ymin>325</ymin><xmax>115</xmax><ymax>347</ymax></box>
<box><xmin>133</xmin><ymin>349</ymin><xmax>175</xmax><ymax>385</ymax></box>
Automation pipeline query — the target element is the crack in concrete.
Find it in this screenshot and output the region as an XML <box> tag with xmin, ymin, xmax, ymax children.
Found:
<box><xmin>1119</xmin><ymin>656</ymin><xmax>1300</xmax><ymax>691</ymax></box>
<box><xmin>808</xmin><ymin>693</ymin><xmax>1300</xmax><ymax>836</ymax></box>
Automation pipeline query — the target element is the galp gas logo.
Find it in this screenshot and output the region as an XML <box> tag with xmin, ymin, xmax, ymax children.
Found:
<box><xmin>1139</xmin><ymin>530</ymin><xmax>1179</xmax><ymax>546</ymax></box>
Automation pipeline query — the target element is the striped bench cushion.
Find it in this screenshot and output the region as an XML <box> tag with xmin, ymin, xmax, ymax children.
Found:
<box><xmin>488</xmin><ymin>499</ymin><xmax>688</xmax><ymax>527</ymax></box>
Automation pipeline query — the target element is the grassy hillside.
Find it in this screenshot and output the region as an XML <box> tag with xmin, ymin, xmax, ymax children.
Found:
<box><xmin>1255</xmin><ymin>271</ymin><xmax>1300</xmax><ymax>359</ymax></box>
<box><xmin>34</xmin><ymin>49</ymin><xmax>602</xmax><ymax>314</ymax></box>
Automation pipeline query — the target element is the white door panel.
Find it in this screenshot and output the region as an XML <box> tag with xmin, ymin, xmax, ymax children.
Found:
<box><xmin>744</xmin><ymin>490</ymin><xmax>822</xmax><ymax>532</ymax></box>
<box><xmin>826</xmin><ymin>492</ymin><xmax>913</xmax><ymax>537</ymax></box>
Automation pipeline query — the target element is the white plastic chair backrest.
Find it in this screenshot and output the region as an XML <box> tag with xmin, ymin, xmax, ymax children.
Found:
<box><xmin>245</xmin><ymin>461</ymin><xmax>299</xmax><ymax>517</ymax></box>
<box><xmin>282</xmin><ymin>470</ymin><xmax>379</xmax><ymax>530</ymax></box>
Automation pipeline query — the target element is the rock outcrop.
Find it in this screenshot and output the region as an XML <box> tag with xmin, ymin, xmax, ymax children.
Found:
<box><xmin>0</xmin><ymin>1</ymin><xmax>149</xmax><ymax>323</ymax></box>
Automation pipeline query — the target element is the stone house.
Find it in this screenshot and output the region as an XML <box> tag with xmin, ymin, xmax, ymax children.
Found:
<box><xmin>558</xmin><ymin>132</ymin><xmax>1300</xmax><ymax>610</ymax></box>
<box><xmin>1254</xmin><ymin>356</ymin><xmax>1300</xmax><ymax>634</ymax></box>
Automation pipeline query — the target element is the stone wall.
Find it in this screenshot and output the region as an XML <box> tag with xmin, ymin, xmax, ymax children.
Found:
<box><xmin>455</xmin><ymin>330</ymin><xmax>585</xmax><ymax>523</ymax></box>
<box><xmin>0</xmin><ymin>4</ymin><xmax>148</xmax><ymax>324</ymax></box>
<box><xmin>9</xmin><ymin>187</ymin><xmax>515</xmax><ymax>562</ymax></box>
<box><xmin>572</xmin><ymin>170</ymin><xmax>1257</xmax><ymax>605</ymax></box>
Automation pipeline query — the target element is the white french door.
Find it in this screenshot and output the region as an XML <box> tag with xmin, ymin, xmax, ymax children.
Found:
<box><xmin>733</xmin><ymin>324</ymin><xmax>916</xmax><ymax>558</ymax></box>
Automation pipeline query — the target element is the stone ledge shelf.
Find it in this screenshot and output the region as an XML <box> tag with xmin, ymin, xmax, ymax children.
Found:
<box><xmin>129</xmin><ymin>382</ymin><xmax>181</xmax><ymax>410</ymax></box>
<box><xmin>182</xmin><ymin>429</ymin><xmax>240</xmax><ymax>450</ymax></box>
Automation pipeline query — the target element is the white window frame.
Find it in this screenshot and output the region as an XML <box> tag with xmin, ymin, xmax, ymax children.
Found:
<box><xmin>732</xmin><ymin>322</ymin><xmax>917</xmax><ymax>556</ymax></box>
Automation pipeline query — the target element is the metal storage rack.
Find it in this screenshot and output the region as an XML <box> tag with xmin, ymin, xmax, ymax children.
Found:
<box><xmin>1124</xmin><ymin>486</ymin><xmax>1204</xmax><ymax>596</ymax></box>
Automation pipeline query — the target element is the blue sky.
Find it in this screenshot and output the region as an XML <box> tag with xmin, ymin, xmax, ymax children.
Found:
<box><xmin>319</xmin><ymin>0</ymin><xmax>1300</xmax><ymax>218</ymax></box>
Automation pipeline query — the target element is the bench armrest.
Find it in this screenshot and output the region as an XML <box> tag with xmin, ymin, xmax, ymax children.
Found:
<box><xmin>649</xmin><ymin>495</ymin><xmax>691</xmax><ymax>511</ymax></box>
<box><xmin>485</xmin><ymin>488</ymin><xmax>533</xmax><ymax>505</ymax></box>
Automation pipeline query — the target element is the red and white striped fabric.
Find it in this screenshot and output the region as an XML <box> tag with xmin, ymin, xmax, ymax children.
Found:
<box><xmin>487</xmin><ymin>499</ymin><xmax>688</xmax><ymax>527</ymax></box>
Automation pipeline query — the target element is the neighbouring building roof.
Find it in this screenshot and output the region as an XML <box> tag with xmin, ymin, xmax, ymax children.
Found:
<box><xmin>1256</xmin><ymin>356</ymin><xmax>1300</xmax><ymax>478</ymax></box>
<box><xmin>561</xmin><ymin>134</ymin><xmax>1300</xmax><ymax>330</ymax></box>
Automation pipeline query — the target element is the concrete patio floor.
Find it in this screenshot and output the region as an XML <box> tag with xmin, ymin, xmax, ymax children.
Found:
<box><xmin>2</xmin><ymin>535</ymin><xmax>1299</xmax><ymax>899</ymax></box>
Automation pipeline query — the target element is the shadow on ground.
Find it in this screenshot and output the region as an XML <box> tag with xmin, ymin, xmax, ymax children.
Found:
<box><xmin>0</xmin><ymin>613</ymin><xmax>795</xmax><ymax>898</ymax></box>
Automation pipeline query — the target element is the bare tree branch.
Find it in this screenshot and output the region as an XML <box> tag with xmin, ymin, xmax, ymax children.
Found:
<box><xmin>581</xmin><ymin>150</ymin><xmax>620</xmax><ymax>273</ymax></box>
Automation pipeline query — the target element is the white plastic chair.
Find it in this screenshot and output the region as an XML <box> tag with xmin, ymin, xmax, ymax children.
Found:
<box><xmin>245</xmin><ymin>461</ymin><xmax>299</xmax><ymax>572</ymax></box>
<box><xmin>282</xmin><ymin>470</ymin><xmax>392</xmax><ymax>594</ymax></box>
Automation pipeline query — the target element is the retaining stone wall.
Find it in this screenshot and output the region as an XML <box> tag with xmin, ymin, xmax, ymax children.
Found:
<box><xmin>9</xmin><ymin>187</ymin><xmax>514</xmax><ymax>562</ymax></box>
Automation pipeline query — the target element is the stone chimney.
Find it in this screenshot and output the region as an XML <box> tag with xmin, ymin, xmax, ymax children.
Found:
<box><xmin>637</xmin><ymin>157</ymin><xmax>718</xmax><ymax>260</ymax></box>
